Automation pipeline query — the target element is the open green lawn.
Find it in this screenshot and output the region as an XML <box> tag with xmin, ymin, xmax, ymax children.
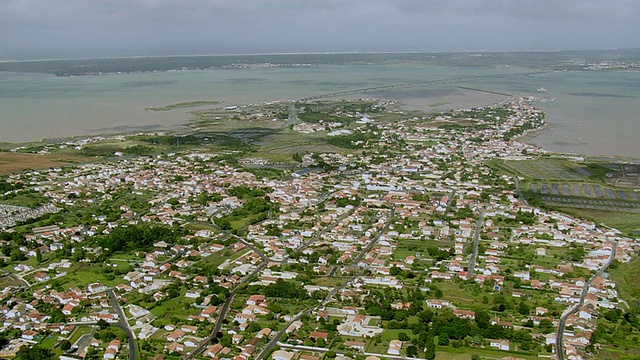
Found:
<box><xmin>33</xmin><ymin>263</ymin><xmax>127</xmax><ymax>290</ymax></box>
<box><xmin>69</xmin><ymin>326</ymin><xmax>93</xmax><ymax>345</ymax></box>
<box><xmin>204</xmin><ymin>248</ymin><xmax>250</xmax><ymax>268</ymax></box>
<box><xmin>610</xmin><ymin>255</ymin><xmax>640</xmax><ymax>307</ymax></box>
<box><xmin>435</xmin><ymin>347</ymin><xmax>542</xmax><ymax>360</ymax></box>
<box><xmin>554</xmin><ymin>207</ymin><xmax>640</xmax><ymax>235</ymax></box>
<box><xmin>149</xmin><ymin>296</ymin><xmax>197</xmax><ymax>319</ymax></box>
<box><xmin>365</xmin><ymin>329</ymin><xmax>408</xmax><ymax>354</ymax></box>
<box><xmin>393</xmin><ymin>239</ymin><xmax>445</xmax><ymax>260</ymax></box>
<box><xmin>437</xmin><ymin>281</ymin><xmax>479</xmax><ymax>305</ymax></box>
<box><xmin>595</xmin><ymin>345</ymin><xmax>640</xmax><ymax>360</ymax></box>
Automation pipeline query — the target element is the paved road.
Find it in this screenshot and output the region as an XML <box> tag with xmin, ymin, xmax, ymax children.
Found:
<box><xmin>467</xmin><ymin>208</ymin><xmax>484</xmax><ymax>276</ymax></box>
<box><xmin>4</xmin><ymin>272</ymin><xmax>30</xmax><ymax>288</ymax></box>
<box><xmin>184</xmin><ymin>261</ymin><xmax>268</xmax><ymax>360</ymax></box>
<box><xmin>107</xmin><ymin>289</ymin><xmax>138</xmax><ymax>360</ymax></box>
<box><xmin>514</xmin><ymin>177</ymin><xmax>528</xmax><ymax>205</ymax></box>
<box><xmin>444</xmin><ymin>190</ymin><xmax>457</xmax><ymax>213</ymax></box>
<box><xmin>555</xmin><ymin>240</ymin><xmax>617</xmax><ymax>360</ymax></box>
<box><xmin>255</xmin><ymin>208</ymin><xmax>395</xmax><ymax>360</ymax></box>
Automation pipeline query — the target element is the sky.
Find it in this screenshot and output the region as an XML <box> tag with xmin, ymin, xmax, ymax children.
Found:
<box><xmin>1</xmin><ymin>0</ymin><xmax>639</xmax><ymax>60</ymax></box>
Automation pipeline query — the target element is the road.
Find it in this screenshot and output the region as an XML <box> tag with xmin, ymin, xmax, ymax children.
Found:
<box><xmin>281</xmin><ymin>204</ymin><xmax>361</xmax><ymax>264</ymax></box>
<box><xmin>184</xmin><ymin>261</ymin><xmax>268</xmax><ymax>359</ymax></box>
<box><xmin>514</xmin><ymin>177</ymin><xmax>528</xmax><ymax>205</ymax></box>
<box><xmin>555</xmin><ymin>240</ymin><xmax>617</xmax><ymax>360</ymax></box>
<box><xmin>4</xmin><ymin>272</ymin><xmax>30</xmax><ymax>288</ymax></box>
<box><xmin>275</xmin><ymin>341</ymin><xmax>431</xmax><ymax>360</ymax></box>
<box><xmin>444</xmin><ymin>190</ymin><xmax>457</xmax><ymax>213</ymax></box>
<box><xmin>467</xmin><ymin>208</ymin><xmax>484</xmax><ymax>276</ymax></box>
<box><xmin>255</xmin><ymin>208</ymin><xmax>395</xmax><ymax>360</ymax></box>
<box><xmin>107</xmin><ymin>289</ymin><xmax>138</xmax><ymax>360</ymax></box>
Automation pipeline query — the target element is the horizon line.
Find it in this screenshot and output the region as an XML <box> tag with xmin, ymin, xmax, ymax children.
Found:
<box><xmin>1</xmin><ymin>47</ymin><xmax>639</xmax><ymax>63</ymax></box>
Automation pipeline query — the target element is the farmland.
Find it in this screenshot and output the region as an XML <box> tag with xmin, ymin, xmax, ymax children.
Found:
<box><xmin>499</xmin><ymin>158</ymin><xmax>590</xmax><ymax>181</ymax></box>
<box><xmin>492</xmin><ymin>158</ymin><xmax>640</xmax><ymax>213</ymax></box>
<box><xmin>0</xmin><ymin>152</ymin><xmax>86</xmax><ymax>174</ymax></box>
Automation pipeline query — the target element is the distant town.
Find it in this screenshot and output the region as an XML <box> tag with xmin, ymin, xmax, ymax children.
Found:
<box><xmin>0</xmin><ymin>97</ymin><xmax>638</xmax><ymax>360</ymax></box>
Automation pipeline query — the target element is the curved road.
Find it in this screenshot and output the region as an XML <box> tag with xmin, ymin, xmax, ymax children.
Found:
<box><xmin>107</xmin><ymin>289</ymin><xmax>138</xmax><ymax>360</ymax></box>
<box><xmin>467</xmin><ymin>208</ymin><xmax>484</xmax><ymax>276</ymax></box>
<box><xmin>555</xmin><ymin>240</ymin><xmax>617</xmax><ymax>360</ymax></box>
<box><xmin>255</xmin><ymin>208</ymin><xmax>395</xmax><ymax>360</ymax></box>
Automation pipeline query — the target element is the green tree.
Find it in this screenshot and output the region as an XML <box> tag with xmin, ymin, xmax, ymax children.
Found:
<box><xmin>406</xmin><ymin>345</ymin><xmax>418</xmax><ymax>357</ymax></box>
<box><xmin>60</xmin><ymin>339</ymin><xmax>71</xmax><ymax>351</ymax></box>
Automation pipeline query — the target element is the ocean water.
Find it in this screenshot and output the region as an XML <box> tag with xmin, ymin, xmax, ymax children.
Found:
<box><xmin>0</xmin><ymin>63</ymin><xmax>639</xmax><ymax>157</ymax></box>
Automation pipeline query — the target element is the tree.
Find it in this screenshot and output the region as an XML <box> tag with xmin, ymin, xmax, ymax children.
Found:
<box><xmin>438</xmin><ymin>333</ymin><xmax>450</xmax><ymax>346</ymax></box>
<box><xmin>398</xmin><ymin>332</ymin><xmax>410</xmax><ymax>341</ymax></box>
<box><xmin>60</xmin><ymin>339</ymin><xmax>71</xmax><ymax>351</ymax></box>
<box><xmin>406</xmin><ymin>345</ymin><xmax>418</xmax><ymax>357</ymax></box>
<box><xmin>425</xmin><ymin>331</ymin><xmax>436</xmax><ymax>360</ymax></box>
<box><xmin>10</xmin><ymin>249</ymin><xmax>26</xmax><ymax>262</ymax></box>
<box><xmin>539</xmin><ymin>319</ymin><xmax>554</xmax><ymax>332</ymax></box>
<box><xmin>97</xmin><ymin>319</ymin><xmax>109</xmax><ymax>330</ymax></box>
<box><xmin>15</xmin><ymin>346</ymin><xmax>53</xmax><ymax>360</ymax></box>
<box><xmin>475</xmin><ymin>309</ymin><xmax>490</xmax><ymax>329</ymax></box>
<box><xmin>518</xmin><ymin>301</ymin><xmax>530</xmax><ymax>316</ymax></box>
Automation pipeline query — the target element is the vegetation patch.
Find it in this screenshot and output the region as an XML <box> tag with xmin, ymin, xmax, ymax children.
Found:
<box><xmin>147</xmin><ymin>100</ymin><xmax>221</xmax><ymax>111</ymax></box>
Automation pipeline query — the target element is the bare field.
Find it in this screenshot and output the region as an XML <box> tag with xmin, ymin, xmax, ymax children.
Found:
<box><xmin>0</xmin><ymin>152</ymin><xmax>87</xmax><ymax>174</ymax></box>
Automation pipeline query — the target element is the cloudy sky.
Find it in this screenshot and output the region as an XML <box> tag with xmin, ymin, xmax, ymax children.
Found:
<box><xmin>1</xmin><ymin>0</ymin><xmax>639</xmax><ymax>59</ymax></box>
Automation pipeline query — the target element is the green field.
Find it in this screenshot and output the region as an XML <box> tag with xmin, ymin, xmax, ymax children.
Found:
<box><xmin>554</xmin><ymin>207</ymin><xmax>640</xmax><ymax>235</ymax></box>
<box><xmin>610</xmin><ymin>255</ymin><xmax>640</xmax><ymax>308</ymax></box>
<box><xmin>500</xmin><ymin>158</ymin><xmax>591</xmax><ymax>181</ymax></box>
<box><xmin>147</xmin><ymin>100</ymin><xmax>221</xmax><ymax>111</ymax></box>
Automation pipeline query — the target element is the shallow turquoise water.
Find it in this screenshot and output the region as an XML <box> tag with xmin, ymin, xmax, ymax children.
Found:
<box><xmin>0</xmin><ymin>65</ymin><xmax>638</xmax><ymax>157</ymax></box>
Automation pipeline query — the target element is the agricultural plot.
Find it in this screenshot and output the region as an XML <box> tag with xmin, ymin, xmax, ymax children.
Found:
<box><xmin>540</xmin><ymin>196</ymin><xmax>640</xmax><ymax>213</ymax></box>
<box><xmin>502</xmin><ymin>159</ymin><xmax>588</xmax><ymax>181</ymax></box>
<box><xmin>527</xmin><ymin>180</ymin><xmax>640</xmax><ymax>213</ymax></box>
<box><xmin>528</xmin><ymin>182</ymin><xmax>637</xmax><ymax>200</ymax></box>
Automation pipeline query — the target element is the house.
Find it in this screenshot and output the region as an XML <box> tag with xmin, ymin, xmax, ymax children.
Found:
<box><xmin>21</xmin><ymin>330</ymin><xmax>37</xmax><ymax>340</ymax></box>
<box><xmin>489</xmin><ymin>339</ymin><xmax>510</xmax><ymax>351</ymax></box>
<box><xmin>426</xmin><ymin>299</ymin><xmax>452</xmax><ymax>309</ymax></box>
<box><xmin>454</xmin><ymin>309</ymin><xmax>476</xmax><ymax>319</ymax></box>
<box><xmin>107</xmin><ymin>340</ymin><xmax>121</xmax><ymax>351</ymax></box>
<box><xmin>182</xmin><ymin>325</ymin><xmax>198</xmax><ymax>334</ymax></box>
<box><xmin>166</xmin><ymin>329</ymin><xmax>186</xmax><ymax>342</ymax></box>
<box><xmin>33</xmin><ymin>272</ymin><xmax>50</xmax><ymax>282</ymax></box>
<box><xmin>204</xmin><ymin>343</ymin><xmax>223</xmax><ymax>357</ymax></box>
<box><xmin>345</xmin><ymin>341</ymin><xmax>366</xmax><ymax>351</ymax></box>
<box><xmin>285</xmin><ymin>320</ymin><xmax>303</xmax><ymax>334</ymax></box>
<box><xmin>387</xmin><ymin>340</ymin><xmax>402</xmax><ymax>355</ymax></box>
<box><xmin>272</xmin><ymin>350</ymin><xmax>296</xmax><ymax>360</ymax></box>
<box><xmin>104</xmin><ymin>348</ymin><xmax>117</xmax><ymax>359</ymax></box>
<box><xmin>88</xmin><ymin>282</ymin><xmax>107</xmax><ymax>294</ymax></box>
<box><xmin>247</xmin><ymin>294</ymin><xmax>266</xmax><ymax>306</ymax></box>
<box><xmin>257</xmin><ymin>328</ymin><xmax>272</xmax><ymax>339</ymax></box>
<box><xmin>165</xmin><ymin>342</ymin><xmax>184</xmax><ymax>353</ymax></box>
<box><xmin>309</xmin><ymin>331</ymin><xmax>329</xmax><ymax>341</ymax></box>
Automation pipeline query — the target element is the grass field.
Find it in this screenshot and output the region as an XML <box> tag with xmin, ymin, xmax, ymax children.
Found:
<box><xmin>435</xmin><ymin>347</ymin><xmax>542</xmax><ymax>360</ymax></box>
<box><xmin>500</xmin><ymin>158</ymin><xmax>589</xmax><ymax>181</ymax></box>
<box><xmin>610</xmin><ymin>255</ymin><xmax>640</xmax><ymax>308</ymax></box>
<box><xmin>554</xmin><ymin>207</ymin><xmax>640</xmax><ymax>235</ymax></box>
<box><xmin>149</xmin><ymin>296</ymin><xmax>197</xmax><ymax>319</ymax></box>
<box><xmin>0</xmin><ymin>152</ymin><xmax>86</xmax><ymax>174</ymax></box>
<box><xmin>69</xmin><ymin>326</ymin><xmax>93</xmax><ymax>345</ymax></box>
